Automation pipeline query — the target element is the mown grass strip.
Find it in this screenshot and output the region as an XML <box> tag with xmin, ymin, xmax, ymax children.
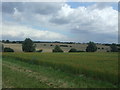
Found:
<box><xmin>2</xmin><ymin>65</ymin><xmax>51</xmax><ymax>88</ymax></box>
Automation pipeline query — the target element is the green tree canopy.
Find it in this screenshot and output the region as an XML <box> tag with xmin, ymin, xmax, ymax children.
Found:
<box><xmin>110</xmin><ymin>43</ymin><xmax>118</xmax><ymax>52</ymax></box>
<box><xmin>69</xmin><ymin>48</ymin><xmax>77</xmax><ymax>52</ymax></box>
<box><xmin>4</xmin><ymin>47</ymin><xmax>14</xmax><ymax>52</ymax></box>
<box><xmin>86</xmin><ymin>41</ymin><xmax>97</xmax><ymax>52</ymax></box>
<box><xmin>2</xmin><ymin>44</ymin><xmax>4</xmax><ymax>52</ymax></box>
<box><xmin>53</xmin><ymin>45</ymin><xmax>63</xmax><ymax>52</ymax></box>
<box><xmin>22</xmin><ymin>38</ymin><xmax>36</xmax><ymax>52</ymax></box>
<box><xmin>0</xmin><ymin>44</ymin><xmax>4</xmax><ymax>52</ymax></box>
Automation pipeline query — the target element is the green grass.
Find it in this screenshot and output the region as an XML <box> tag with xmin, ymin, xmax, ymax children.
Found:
<box><xmin>0</xmin><ymin>55</ymin><xmax>2</xmax><ymax>90</ymax></box>
<box><xmin>2</xmin><ymin>52</ymin><xmax>118</xmax><ymax>84</ymax></box>
<box><xmin>2</xmin><ymin>57</ymin><xmax>117</xmax><ymax>88</ymax></box>
<box><xmin>2</xmin><ymin>66</ymin><xmax>50</xmax><ymax>88</ymax></box>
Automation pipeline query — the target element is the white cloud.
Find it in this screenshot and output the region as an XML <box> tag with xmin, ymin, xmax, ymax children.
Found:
<box><xmin>51</xmin><ymin>3</ymin><xmax>118</xmax><ymax>35</ymax></box>
<box><xmin>2</xmin><ymin>2</ymin><xmax>118</xmax><ymax>43</ymax></box>
<box><xmin>12</xmin><ymin>8</ymin><xmax>24</xmax><ymax>21</ymax></box>
<box><xmin>2</xmin><ymin>22</ymin><xmax>68</xmax><ymax>41</ymax></box>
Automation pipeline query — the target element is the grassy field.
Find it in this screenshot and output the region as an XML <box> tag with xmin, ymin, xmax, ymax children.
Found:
<box><xmin>2</xmin><ymin>52</ymin><xmax>119</xmax><ymax>88</ymax></box>
<box><xmin>3</xmin><ymin>43</ymin><xmax>110</xmax><ymax>52</ymax></box>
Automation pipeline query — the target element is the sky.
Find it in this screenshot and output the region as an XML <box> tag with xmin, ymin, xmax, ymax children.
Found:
<box><xmin>1</xmin><ymin>2</ymin><xmax>118</xmax><ymax>43</ymax></box>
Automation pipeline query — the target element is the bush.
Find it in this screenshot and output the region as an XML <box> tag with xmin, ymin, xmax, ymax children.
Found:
<box><xmin>102</xmin><ymin>47</ymin><xmax>104</xmax><ymax>49</ymax></box>
<box><xmin>6</xmin><ymin>40</ymin><xmax>10</xmax><ymax>43</ymax></box>
<box><xmin>53</xmin><ymin>45</ymin><xmax>63</xmax><ymax>52</ymax></box>
<box><xmin>2</xmin><ymin>44</ymin><xmax>4</xmax><ymax>52</ymax></box>
<box><xmin>110</xmin><ymin>43</ymin><xmax>118</xmax><ymax>52</ymax></box>
<box><xmin>118</xmin><ymin>48</ymin><xmax>120</xmax><ymax>52</ymax></box>
<box><xmin>97</xmin><ymin>47</ymin><xmax>100</xmax><ymax>49</ymax></box>
<box><xmin>69</xmin><ymin>48</ymin><xmax>85</xmax><ymax>52</ymax></box>
<box><xmin>69</xmin><ymin>48</ymin><xmax>77</xmax><ymax>52</ymax></box>
<box><xmin>60</xmin><ymin>45</ymin><xmax>68</xmax><ymax>47</ymax></box>
<box><xmin>86</xmin><ymin>41</ymin><xmax>97</xmax><ymax>52</ymax></box>
<box><xmin>107</xmin><ymin>50</ymin><xmax>110</xmax><ymax>52</ymax></box>
<box><xmin>36</xmin><ymin>49</ymin><xmax>43</xmax><ymax>52</ymax></box>
<box><xmin>0</xmin><ymin>44</ymin><xmax>4</xmax><ymax>52</ymax></box>
<box><xmin>4</xmin><ymin>47</ymin><xmax>14</xmax><ymax>52</ymax></box>
<box><xmin>77</xmin><ymin>50</ymin><xmax>85</xmax><ymax>52</ymax></box>
<box><xmin>50</xmin><ymin>44</ymin><xmax>53</xmax><ymax>46</ymax></box>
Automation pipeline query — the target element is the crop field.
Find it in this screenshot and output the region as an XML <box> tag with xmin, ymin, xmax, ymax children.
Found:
<box><xmin>2</xmin><ymin>52</ymin><xmax>119</xmax><ymax>88</ymax></box>
<box><xmin>3</xmin><ymin>43</ymin><xmax>110</xmax><ymax>52</ymax></box>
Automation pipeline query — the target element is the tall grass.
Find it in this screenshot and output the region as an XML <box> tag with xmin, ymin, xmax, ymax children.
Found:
<box><xmin>2</xmin><ymin>52</ymin><xmax>118</xmax><ymax>84</ymax></box>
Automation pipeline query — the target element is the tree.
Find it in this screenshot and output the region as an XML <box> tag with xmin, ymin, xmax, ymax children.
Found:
<box><xmin>22</xmin><ymin>38</ymin><xmax>36</xmax><ymax>52</ymax></box>
<box><xmin>0</xmin><ymin>44</ymin><xmax>4</xmax><ymax>52</ymax></box>
<box><xmin>69</xmin><ymin>48</ymin><xmax>77</xmax><ymax>52</ymax></box>
<box><xmin>86</xmin><ymin>41</ymin><xmax>97</xmax><ymax>52</ymax></box>
<box><xmin>2</xmin><ymin>44</ymin><xmax>4</xmax><ymax>52</ymax></box>
<box><xmin>4</xmin><ymin>47</ymin><xmax>14</xmax><ymax>52</ymax></box>
<box><xmin>6</xmin><ymin>40</ymin><xmax>10</xmax><ymax>43</ymax></box>
<box><xmin>53</xmin><ymin>45</ymin><xmax>63</xmax><ymax>52</ymax></box>
<box><xmin>2</xmin><ymin>40</ymin><xmax>5</xmax><ymax>43</ymax></box>
<box><xmin>110</xmin><ymin>43</ymin><xmax>118</xmax><ymax>52</ymax></box>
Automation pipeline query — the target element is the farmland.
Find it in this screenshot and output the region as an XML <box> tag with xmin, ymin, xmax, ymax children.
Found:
<box><xmin>2</xmin><ymin>52</ymin><xmax>119</xmax><ymax>88</ymax></box>
<box><xmin>3</xmin><ymin>43</ymin><xmax>111</xmax><ymax>52</ymax></box>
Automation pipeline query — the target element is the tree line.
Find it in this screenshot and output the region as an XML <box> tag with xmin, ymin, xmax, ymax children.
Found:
<box><xmin>1</xmin><ymin>38</ymin><xmax>119</xmax><ymax>52</ymax></box>
<box><xmin>1</xmin><ymin>39</ymin><xmax>120</xmax><ymax>46</ymax></box>
<box><xmin>1</xmin><ymin>40</ymin><xmax>76</xmax><ymax>44</ymax></box>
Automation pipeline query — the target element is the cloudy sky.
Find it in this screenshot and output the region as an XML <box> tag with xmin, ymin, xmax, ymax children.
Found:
<box><xmin>1</xmin><ymin>2</ymin><xmax>118</xmax><ymax>43</ymax></box>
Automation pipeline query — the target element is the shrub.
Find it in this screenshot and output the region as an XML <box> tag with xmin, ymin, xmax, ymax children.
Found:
<box><xmin>36</xmin><ymin>49</ymin><xmax>43</xmax><ymax>52</ymax></box>
<box><xmin>110</xmin><ymin>43</ymin><xmax>118</xmax><ymax>52</ymax></box>
<box><xmin>118</xmin><ymin>48</ymin><xmax>120</xmax><ymax>52</ymax></box>
<box><xmin>77</xmin><ymin>50</ymin><xmax>85</xmax><ymax>52</ymax></box>
<box><xmin>0</xmin><ymin>44</ymin><xmax>4</xmax><ymax>52</ymax></box>
<box><xmin>50</xmin><ymin>44</ymin><xmax>53</xmax><ymax>46</ymax></box>
<box><xmin>69</xmin><ymin>48</ymin><xmax>85</xmax><ymax>52</ymax></box>
<box><xmin>86</xmin><ymin>41</ymin><xmax>97</xmax><ymax>52</ymax></box>
<box><xmin>6</xmin><ymin>40</ymin><xmax>10</xmax><ymax>43</ymax></box>
<box><xmin>97</xmin><ymin>47</ymin><xmax>100</xmax><ymax>49</ymax></box>
<box><xmin>4</xmin><ymin>47</ymin><xmax>14</xmax><ymax>52</ymax></box>
<box><xmin>60</xmin><ymin>45</ymin><xmax>68</xmax><ymax>47</ymax></box>
<box><xmin>53</xmin><ymin>45</ymin><xmax>63</xmax><ymax>52</ymax></box>
<box><xmin>2</xmin><ymin>44</ymin><xmax>4</xmax><ymax>52</ymax></box>
<box><xmin>69</xmin><ymin>48</ymin><xmax>77</xmax><ymax>52</ymax></box>
<box><xmin>102</xmin><ymin>47</ymin><xmax>104</xmax><ymax>49</ymax></box>
<box><xmin>107</xmin><ymin>50</ymin><xmax>110</xmax><ymax>52</ymax></box>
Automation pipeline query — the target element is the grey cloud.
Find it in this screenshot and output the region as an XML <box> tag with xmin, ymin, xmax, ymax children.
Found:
<box><xmin>2</xmin><ymin>34</ymin><xmax>24</xmax><ymax>41</ymax></box>
<box><xmin>2</xmin><ymin>2</ymin><xmax>24</xmax><ymax>14</ymax></box>
<box><xmin>26</xmin><ymin>2</ymin><xmax>62</xmax><ymax>15</ymax></box>
<box><xmin>50</xmin><ymin>17</ymin><xmax>70</xmax><ymax>24</ymax></box>
<box><xmin>2</xmin><ymin>2</ymin><xmax>62</xmax><ymax>15</ymax></box>
<box><xmin>73</xmin><ymin>31</ymin><xmax>118</xmax><ymax>43</ymax></box>
<box><xmin>94</xmin><ymin>3</ymin><xmax>109</xmax><ymax>9</ymax></box>
<box><xmin>118</xmin><ymin>2</ymin><xmax>120</xmax><ymax>12</ymax></box>
<box><xmin>2</xmin><ymin>2</ymin><xmax>118</xmax><ymax>43</ymax></box>
<box><xmin>89</xmin><ymin>2</ymin><xmax>116</xmax><ymax>10</ymax></box>
<box><xmin>71</xmin><ymin>28</ymin><xmax>90</xmax><ymax>34</ymax></box>
<box><xmin>0</xmin><ymin>2</ymin><xmax>2</xmax><ymax>12</ymax></box>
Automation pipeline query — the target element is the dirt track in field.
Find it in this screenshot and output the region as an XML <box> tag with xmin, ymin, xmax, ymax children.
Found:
<box><xmin>2</xmin><ymin>61</ymin><xmax>75</xmax><ymax>88</ymax></box>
